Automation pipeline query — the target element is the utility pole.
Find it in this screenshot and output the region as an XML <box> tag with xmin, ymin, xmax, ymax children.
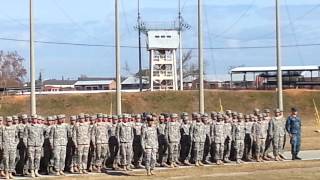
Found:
<box><xmin>276</xmin><ymin>0</ymin><xmax>283</xmax><ymax>111</ymax></box>
<box><xmin>29</xmin><ymin>0</ymin><xmax>36</xmax><ymax>115</ymax></box>
<box><xmin>178</xmin><ymin>0</ymin><xmax>183</xmax><ymax>91</ymax></box>
<box><xmin>115</xmin><ymin>0</ymin><xmax>122</xmax><ymax>114</ymax></box>
<box><xmin>138</xmin><ymin>0</ymin><xmax>143</xmax><ymax>92</ymax></box>
<box><xmin>198</xmin><ymin>0</ymin><xmax>204</xmax><ymax>114</ymax></box>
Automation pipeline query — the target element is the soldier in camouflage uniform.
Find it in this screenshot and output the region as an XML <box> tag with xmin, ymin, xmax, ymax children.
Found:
<box><xmin>157</xmin><ymin>115</ymin><xmax>169</xmax><ymax>167</ymax></box>
<box><xmin>223</xmin><ymin>114</ymin><xmax>233</xmax><ymax>163</ymax></box>
<box><xmin>269</xmin><ymin>109</ymin><xmax>286</xmax><ymax>161</ymax></box>
<box><xmin>65</xmin><ymin>116</ymin><xmax>78</xmax><ymax>173</ymax></box>
<box><xmin>179</xmin><ymin>112</ymin><xmax>192</xmax><ymax>166</ymax></box>
<box><xmin>133</xmin><ymin>114</ymin><xmax>144</xmax><ymax>169</ymax></box>
<box><xmin>165</xmin><ymin>114</ymin><xmax>181</xmax><ymax>168</ymax></box>
<box><xmin>0</xmin><ymin>116</ymin><xmax>3</xmax><ymax>177</ymax></box>
<box><xmin>87</xmin><ymin>115</ymin><xmax>97</xmax><ymax>172</ymax></box>
<box><xmin>211</xmin><ymin>114</ymin><xmax>224</xmax><ymax>165</ymax></box>
<box><xmin>243</xmin><ymin>114</ymin><xmax>254</xmax><ymax>161</ymax></box>
<box><xmin>232</xmin><ymin>114</ymin><xmax>246</xmax><ymax>164</ymax></box>
<box><xmin>3</xmin><ymin>116</ymin><xmax>19</xmax><ymax>179</ymax></box>
<box><xmin>24</xmin><ymin>115</ymin><xmax>45</xmax><ymax>178</ymax></box>
<box><xmin>49</xmin><ymin>115</ymin><xmax>69</xmax><ymax>176</ymax></box>
<box><xmin>74</xmin><ymin>113</ymin><xmax>90</xmax><ymax>174</ymax></box>
<box><xmin>141</xmin><ymin>115</ymin><xmax>158</xmax><ymax>176</ymax></box>
<box><xmin>108</xmin><ymin>115</ymin><xmax>120</xmax><ymax>170</ymax></box>
<box><xmin>16</xmin><ymin>114</ymin><xmax>28</xmax><ymax>176</ymax></box>
<box><xmin>40</xmin><ymin>116</ymin><xmax>54</xmax><ymax>175</ymax></box>
<box><xmin>117</xmin><ymin>114</ymin><xmax>134</xmax><ymax>171</ymax></box>
<box><xmin>94</xmin><ymin>114</ymin><xmax>110</xmax><ymax>173</ymax></box>
<box><xmin>202</xmin><ymin>114</ymin><xmax>212</xmax><ymax>164</ymax></box>
<box><xmin>263</xmin><ymin>109</ymin><xmax>273</xmax><ymax>161</ymax></box>
<box><xmin>191</xmin><ymin>114</ymin><xmax>206</xmax><ymax>167</ymax></box>
<box><xmin>252</xmin><ymin>114</ymin><xmax>268</xmax><ymax>162</ymax></box>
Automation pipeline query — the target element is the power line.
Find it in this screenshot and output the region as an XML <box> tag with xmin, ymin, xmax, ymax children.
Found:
<box><xmin>1</xmin><ymin>36</ymin><xmax>320</xmax><ymax>50</ymax></box>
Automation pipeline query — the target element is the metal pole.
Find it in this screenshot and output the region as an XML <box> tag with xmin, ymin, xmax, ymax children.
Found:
<box><xmin>179</xmin><ymin>0</ymin><xmax>184</xmax><ymax>91</ymax></box>
<box><xmin>198</xmin><ymin>0</ymin><xmax>204</xmax><ymax>113</ymax></box>
<box><xmin>115</xmin><ymin>0</ymin><xmax>122</xmax><ymax>114</ymax></box>
<box><xmin>29</xmin><ymin>0</ymin><xmax>36</xmax><ymax>115</ymax></box>
<box><xmin>276</xmin><ymin>0</ymin><xmax>283</xmax><ymax>111</ymax></box>
<box><xmin>138</xmin><ymin>0</ymin><xmax>143</xmax><ymax>92</ymax></box>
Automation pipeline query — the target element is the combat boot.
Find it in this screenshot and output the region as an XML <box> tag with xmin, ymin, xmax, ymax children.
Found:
<box><xmin>127</xmin><ymin>165</ymin><xmax>133</xmax><ymax>171</ymax></box>
<box><xmin>223</xmin><ymin>158</ymin><xmax>231</xmax><ymax>163</ymax></box>
<box><xmin>170</xmin><ymin>163</ymin><xmax>175</xmax><ymax>168</ymax></box>
<box><xmin>30</xmin><ymin>170</ymin><xmax>35</xmax><ymax>178</ymax></box>
<box><xmin>198</xmin><ymin>161</ymin><xmax>204</xmax><ymax>166</ymax></box>
<box><xmin>83</xmin><ymin>170</ymin><xmax>88</xmax><ymax>174</ymax></box>
<box><xmin>151</xmin><ymin>170</ymin><xmax>156</xmax><ymax>175</ymax></box>
<box><xmin>195</xmin><ymin>161</ymin><xmax>200</xmax><ymax>167</ymax></box>
<box><xmin>74</xmin><ymin>166</ymin><xmax>79</xmax><ymax>173</ymax></box>
<box><xmin>79</xmin><ymin>169</ymin><xmax>83</xmax><ymax>174</ymax></box>
<box><xmin>49</xmin><ymin>166</ymin><xmax>55</xmax><ymax>174</ymax></box>
<box><xmin>97</xmin><ymin>166</ymin><xmax>101</xmax><ymax>173</ymax></box>
<box><xmin>70</xmin><ymin>167</ymin><xmax>74</xmax><ymax>173</ymax></box>
<box><xmin>34</xmin><ymin>170</ymin><xmax>41</xmax><ymax>177</ymax></box>
<box><xmin>135</xmin><ymin>163</ymin><xmax>144</xmax><ymax>169</ymax></box>
<box><xmin>184</xmin><ymin>160</ymin><xmax>191</xmax><ymax>166</ymax></box>
<box><xmin>173</xmin><ymin>162</ymin><xmax>179</xmax><ymax>167</ymax></box>
<box><xmin>147</xmin><ymin>168</ymin><xmax>151</xmax><ymax>176</ymax></box>
<box><xmin>0</xmin><ymin>170</ymin><xmax>5</xmax><ymax>177</ymax></box>
<box><xmin>161</xmin><ymin>162</ymin><xmax>170</xmax><ymax>168</ymax></box>
<box><xmin>60</xmin><ymin>171</ymin><xmax>65</xmax><ymax>176</ymax></box>
<box><xmin>5</xmin><ymin>171</ymin><xmax>9</xmax><ymax>180</ymax></box>
<box><xmin>279</xmin><ymin>154</ymin><xmax>286</xmax><ymax>160</ymax></box>
<box><xmin>55</xmin><ymin>171</ymin><xmax>60</xmax><ymax>176</ymax></box>
<box><xmin>236</xmin><ymin>159</ymin><xmax>241</xmax><ymax>164</ymax></box>
<box><xmin>9</xmin><ymin>172</ymin><xmax>14</xmax><ymax>179</ymax></box>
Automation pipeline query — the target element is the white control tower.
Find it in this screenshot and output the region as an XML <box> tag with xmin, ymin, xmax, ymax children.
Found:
<box><xmin>147</xmin><ymin>29</ymin><xmax>180</xmax><ymax>91</ymax></box>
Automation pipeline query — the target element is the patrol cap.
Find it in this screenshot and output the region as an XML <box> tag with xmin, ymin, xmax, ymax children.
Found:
<box><xmin>159</xmin><ymin>115</ymin><xmax>165</xmax><ymax>120</ymax></box>
<box><xmin>52</xmin><ymin>115</ymin><xmax>58</xmax><ymax>120</ymax></box>
<box><xmin>151</xmin><ymin>113</ymin><xmax>157</xmax><ymax>117</ymax></box>
<box><xmin>6</xmin><ymin>116</ymin><xmax>13</xmax><ymax>122</ymax></box>
<box><xmin>70</xmin><ymin>116</ymin><xmax>77</xmax><ymax>121</ymax></box>
<box><xmin>181</xmin><ymin>112</ymin><xmax>189</xmax><ymax>117</ymax></box>
<box><xmin>195</xmin><ymin>113</ymin><xmax>201</xmax><ymax>118</ymax></box>
<box><xmin>47</xmin><ymin>116</ymin><xmax>54</xmax><ymax>121</ymax></box>
<box><xmin>13</xmin><ymin>115</ymin><xmax>19</xmax><ymax>120</ymax></box>
<box><xmin>262</xmin><ymin>113</ymin><xmax>267</xmax><ymax>117</ymax></box>
<box><xmin>123</xmin><ymin>114</ymin><xmax>129</xmax><ymax>118</ymax></box>
<box><xmin>201</xmin><ymin>113</ymin><xmax>208</xmax><ymax>118</ymax></box>
<box><xmin>57</xmin><ymin>114</ymin><xmax>64</xmax><ymax>119</ymax></box>
<box><xmin>291</xmin><ymin>107</ymin><xmax>298</xmax><ymax>112</ymax></box>
<box><xmin>164</xmin><ymin>113</ymin><xmax>170</xmax><ymax>118</ymax></box>
<box><xmin>31</xmin><ymin>114</ymin><xmax>38</xmax><ymax>119</ymax></box>
<box><xmin>249</xmin><ymin>114</ymin><xmax>255</xmax><ymax>118</ymax></box>
<box><xmin>211</xmin><ymin>111</ymin><xmax>217</xmax><ymax>116</ymax></box>
<box><xmin>264</xmin><ymin>109</ymin><xmax>270</xmax><ymax>113</ymax></box>
<box><xmin>21</xmin><ymin>114</ymin><xmax>28</xmax><ymax>119</ymax></box>
<box><xmin>84</xmin><ymin>114</ymin><xmax>90</xmax><ymax>118</ymax></box>
<box><xmin>225</xmin><ymin>110</ymin><xmax>232</xmax><ymax>114</ymax></box>
<box><xmin>217</xmin><ymin>114</ymin><xmax>223</xmax><ymax>119</ymax></box>
<box><xmin>274</xmin><ymin>108</ymin><xmax>281</xmax><ymax>113</ymax></box>
<box><xmin>107</xmin><ymin>115</ymin><xmax>112</xmax><ymax>119</ymax></box>
<box><xmin>97</xmin><ymin>113</ymin><xmax>103</xmax><ymax>118</ymax></box>
<box><xmin>232</xmin><ymin>112</ymin><xmax>238</xmax><ymax>116</ymax></box>
<box><xmin>102</xmin><ymin>114</ymin><xmax>108</xmax><ymax>118</ymax></box>
<box><xmin>112</xmin><ymin>115</ymin><xmax>118</xmax><ymax>119</ymax></box>
<box><xmin>171</xmin><ymin>113</ymin><xmax>178</xmax><ymax>118</ymax></box>
<box><xmin>238</xmin><ymin>114</ymin><xmax>244</xmax><ymax>119</ymax></box>
<box><xmin>0</xmin><ymin>116</ymin><xmax>3</xmax><ymax>121</ymax></box>
<box><xmin>78</xmin><ymin>113</ymin><xmax>85</xmax><ymax>119</ymax></box>
<box><xmin>146</xmin><ymin>115</ymin><xmax>153</xmax><ymax>121</ymax></box>
<box><xmin>244</xmin><ymin>115</ymin><xmax>250</xmax><ymax>119</ymax></box>
<box><xmin>258</xmin><ymin>114</ymin><xmax>264</xmax><ymax>118</ymax></box>
<box><xmin>90</xmin><ymin>115</ymin><xmax>97</xmax><ymax>120</ymax></box>
<box><xmin>135</xmin><ymin>114</ymin><xmax>142</xmax><ymax>119</ymax></box>
<box><xmin>254</xmin><ymin>108</ymin><xmax>260</xmax><ymax>113</ymax></box>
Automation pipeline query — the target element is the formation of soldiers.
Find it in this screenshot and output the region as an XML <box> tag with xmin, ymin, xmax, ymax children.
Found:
<box><xmin>0</xmin><ymin>108</ymin><xmax>295</xmax><ymax>178</ymax></box>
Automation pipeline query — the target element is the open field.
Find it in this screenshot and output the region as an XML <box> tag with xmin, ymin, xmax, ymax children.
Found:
<box><xmin>1</xmin><ymin>89</ymin><xmax>320</xmax><ymax>150</ymax></box>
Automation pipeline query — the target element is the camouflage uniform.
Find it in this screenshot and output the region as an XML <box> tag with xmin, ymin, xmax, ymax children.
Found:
<box><xmin>202</xmin><ymin>115</ymin><xmax>211</xmax><ymax>164</ymax></box>
<box><xmin>0</xmin><ymin>117</ymin><xmax>3</xmax><ymax>176</ymax></box>
<box><xmin>49</xmin><ymin>120</ymin><xmax>69</xmax><ymax>174</ymax></box>
<box><xmin>157</xmin><ymin>116</ymin><xmax>168</xmax><ymax>166</ymax></box>
<box><xmin>252</xmin><ymin>117</ymin><xmax>268</xmax><ymax>161</ymax></box>
<box><xmin>24</xmin><ymin>118</ymin><xmax>45</xmax><ymax>177</ymax></box>
<box><xmin>132</xmin><ymin>116</ymin><xmax>144</xmax><ymax>168</ymax></box>
<box><xmin>165</xmin><ymin>115</ymin><xmax>181</xmax><ymax>167</ymax></box>
<box><xmin>74</xmin><ymin>120</ymin><xmax>91</xmax><ymax>173</ymax></box>
<box><xmin>94</xmin><ymin>121</ymin><xmax>110</xmax><ymax>171</ymax></box>
<box><xmin>117</xmin><ymin>119</ymin><xmax>134</xmax><ymax>170</ymax></box>
<box><xmin>65</xmin><ymin>116</ymin><xmax>77</xmax><ymax>173</ymax></box>
<box><xmin>108</xmin><ymin>117</ymin><xmax>119</xmax><ymax>169</ymax></box>
<box><xmin>2</xmin><ymin>117</ymin><xmax>18</xmax><ymax>176</ymax></box>
<box><xmin>40</xmin><ymin>119</ymin><xmax>53</xmax><ymax>175</ymax></box>
<box><xmin>179</xmin><ymin>115</ymin><xmax>192</xmax><ymax>164</ymax></box>
<box><xmin>243</xmin><ymin>115</ymin><xmax>254</xmax><ymax>161</ymax></box>
<box><xmin>191</xmin><ymin>118</ymin><xmax>206</xmax><ymax>166</ymax></box>
<box><xmin>211</xmin><ymin>116</ymin><xmax>224</xmax><ymax>164</ymax></box>
<box><xmin>15</xmin><ymin>115</ymin><xmax>28</xmax><ymax>175</ymax></box>
<box><xmin>141</xmin><ymin>118</ymin><xmax>158</xmax><ymax>175</ymax></box>
<box><xmin>232</xmin><ymin>120</ymin><xmax>245</xmax><ymax>163</ymax></box>
<box><xmin>223</xmin><ymin>118</ymin><xmax>233</xmax><ymax>162</ymax></box>
<box><xmin>269</xmin><ymin>114</ymin><xmax>286</xmax><ymax>159</ymax></box>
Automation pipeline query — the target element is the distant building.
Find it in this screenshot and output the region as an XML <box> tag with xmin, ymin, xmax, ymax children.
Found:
<box><xmin>121</xmin><ymin>76</ymin><xmax>149</xmax><ymax>90</ymax></box>
<box><xmin>74</xmin><ymin>80</ymin><xmax>116</xmax><ymax>91</ymax></box>
<box><xmin>192</xmin><ymin>75</ymin><xmax>230</xmax><ymax>89</ymax></box>
<box><xmin>43</xmin><ymin>79</ymin><xmax>76</xmax><ymax>92</ymax></box>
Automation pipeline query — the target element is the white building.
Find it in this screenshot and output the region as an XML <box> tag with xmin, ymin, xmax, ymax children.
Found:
<box><xmin>147</xmin><ymin>30</ymin><xmax>180</xmax><ymax>91</ymax></box>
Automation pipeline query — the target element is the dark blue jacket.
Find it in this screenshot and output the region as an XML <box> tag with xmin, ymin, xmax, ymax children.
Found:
<box><xmin>286</xmin><ymin>116</ymin><xmax>301</xmax><ymax>135</ymax></box>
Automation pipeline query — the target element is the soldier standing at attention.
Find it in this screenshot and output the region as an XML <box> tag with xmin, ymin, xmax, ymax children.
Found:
<box><xmin>0</xmin><ymin>116</ymin><xmax>4</xmax><ymax>177</ymax></box>
<box><xmin>66</xmin><ymin>116</ymin><xmax>78</xmax><ymax>173</ymax></box>
<box><xmin>16</xmin><ymin>114</ymin><xmax>29</xmax><ymax>176</ymax></box>
<box><xmin>179</xmin><ymin>112</ymin><xmax>192</xmax><ymax>166</ymax></box>
<box><xmin>191</xmin><ymin>114</ymin><xmax>206</xmax><ymax>167</ymax></box>
<box><xmin>3</xmin><ymin>116</ymin><xmax>18</xmax><ymax>179</ymax></box>
<box><xmin>117</xmin><ymin>114</ymin><xmax>134</xmax><ymax>171</ymax></box>
<box><xmin>49</xmin><ymin>115</ymin><xmax>69</xmax><ymax>176</ymax></box>
<box><xmin>166</xmin><ymin>114</ymin><xmax>181</xmax><ymax>168</ymax></box>
<box><xmin>94</xmin><ymin>114</ymin><xmax>110</xmax><ymax>173</ymax></box>
<box><xmin>243</xmin><ymin>114</ymin><xmax>254</xmax><ymax>162</ymax></box>
<box><xmin>88</xmin><ymin>115</ymin><xmax>97</xmax><ymax>172</ymax></box>
<box><xmin>252</xmin><ymin>114</ymin><xmax>267</xmax><ymax>162</ymax></box>
<box><xmin>157</xmin><ymin>115</ymin><xmax>169</xmax><ymax>167</ymax></box>
<box><xmin>24</xmin><ymin>115</ymin><xmax>44</xmax><ymax>178</ymax></box>
<box><xmin>41</xmin><ymin>116</ymin><xmax>54</xmax><ymax>175</ymax></box>
<box><xmin>74</xmin><ymin>113</ymin><xmax>90</xmax><ymax>174</ymax></box>
<box><xmin>286</xmin><ymin>108</ymin><xmax>302</xmax><ymax>160</ymax></box>
<box><xmin>269</xmin><ymin>109</ymin><xmax>286</xmax><ymax>161</ymax></box>
<box><xmin>133</xmin><ymin>114</ymin><xmax>144</xmax><ymax>169</ymax></box>
<box><xmin>212</xmin><ymin>114</ymin><xmax>224</xmax><ymax>165</ymax></box>
<box><xmin>108</xmin><ymin>115</ymin><xmax>120</xmax><ymax>170</ymax></box>
<box><xmin>141</xmin><ymin>115</ymin><xmax>158</xmax><ymax>176</ymax></box>
<box><xmin>223</xmin><ymin>115</ymin><xmax>232</xmax><ymax>163</ymax></box>
<box><xmin>202</xmin><ymin>113</ymin><xmax>212</xmax><ymax>164</ymax></box>
<box><xmin>232</xmin><ymin>114</ymin><xmax>246</xmax><ymax>164</ymax></box>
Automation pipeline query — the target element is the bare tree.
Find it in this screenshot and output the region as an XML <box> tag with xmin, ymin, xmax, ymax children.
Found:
<box><xmin>0</xmin><ymin>51</ymin><xmax>27</xmax><ymax>84</ymax></box>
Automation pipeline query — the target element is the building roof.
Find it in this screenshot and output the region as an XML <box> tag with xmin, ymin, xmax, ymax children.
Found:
<box><xmin>43</xmin><ymin>79</ymin><xmax>76</xmax><ymax>86</ymax></box>
<box><xmin>77</xmin><ymin>77</ymin><xmax>115</xmax><ymax>81</ymax></box>
<box><xmin>121</xmin><ymin>76</ymin><xmax>149</xmax><ymax>85</ymax></box>
<box><xmin>74</xmin><ymin>80</ymin><xmax>114</xmax><ymax>86</ymax></box>
<box><xmin>231</xmin><ymin>65</ymin><xmax>320</xmax><ymax>73</ymax></box>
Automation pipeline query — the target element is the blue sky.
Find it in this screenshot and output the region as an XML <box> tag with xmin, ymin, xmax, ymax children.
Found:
<box><xmin>1</xmin><ymin>0</ymin><xmax>320</xmax><ymax>81</ymax></box>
